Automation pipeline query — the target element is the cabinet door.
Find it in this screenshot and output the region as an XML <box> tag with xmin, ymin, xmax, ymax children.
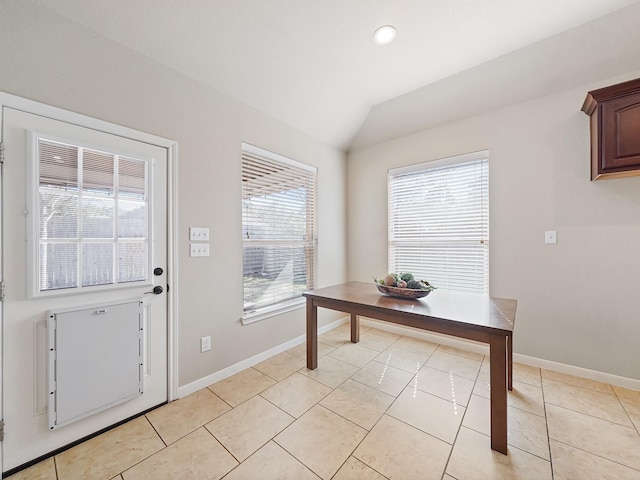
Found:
<box><xmin>599</xmin><ymin>92</ymin><xmax>640</xmax><ymax>174</ymax></box>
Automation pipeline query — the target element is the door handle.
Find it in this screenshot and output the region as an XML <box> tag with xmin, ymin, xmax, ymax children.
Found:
<box><xmin>145</xmin><ymin>285</ymin><xmax>164</xmax><ymax>295</ymax></box>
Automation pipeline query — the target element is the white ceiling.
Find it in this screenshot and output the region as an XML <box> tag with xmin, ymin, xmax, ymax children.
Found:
<box><xmin>37</xmin><ymin>0</ymin><xmax>640</xmax><ymax>150</ymax></box>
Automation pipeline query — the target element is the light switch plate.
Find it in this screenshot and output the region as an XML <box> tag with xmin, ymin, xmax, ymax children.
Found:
<box><xmin>190</xmin><ymin>243</ymin><xmax>210</xmax><ymax>257</ymax></box>
<box><xmin>200</xmin><ymin>336</ymin><xmax>211</xmax><ymax>352</ymax></box>
<box><xmin>190</xmin><ymin>227</ymin><xmax>210</xmax><ymax>241</ymax></box>
<box><xmin>545</xmin><ymin>230</ymin><xmax>557</xmax><ymax>244</ymax></box>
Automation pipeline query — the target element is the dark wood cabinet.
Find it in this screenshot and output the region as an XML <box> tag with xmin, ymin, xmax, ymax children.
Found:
<box><xmin>582</xmin><ymin>77</ymin><xmax>640</xmax><ymax>180</ymax></box>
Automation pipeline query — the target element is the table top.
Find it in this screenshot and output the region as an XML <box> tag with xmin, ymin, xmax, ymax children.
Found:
<box><xmin>304</xmin><ymin>281</ymin><xmax>516</xmax><ymax>333</ymax></box>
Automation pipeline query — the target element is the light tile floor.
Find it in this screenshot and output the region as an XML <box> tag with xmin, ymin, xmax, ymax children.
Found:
<box><xmin>9</xmin><ymin>323</ymin><xmax>640</xmax><ymax>480</ymax></box>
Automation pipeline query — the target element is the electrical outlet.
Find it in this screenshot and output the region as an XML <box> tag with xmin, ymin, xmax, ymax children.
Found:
<box><xmin>190</xmin><ymin>243</ymin><xmax>210</xmax><ymax>257</ymax></box>
<box><xmin>200</xmin><ymin>336</ymin><xmax>211</xmax><ymax>352</ymax></box>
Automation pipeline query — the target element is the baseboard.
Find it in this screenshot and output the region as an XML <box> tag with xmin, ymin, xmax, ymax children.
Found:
<box><xmin>177</xmin><ymin>317</ymin><xmax>348</xmax><ymax>398</ymax></box>
<box><xmin>179</xmin><ymin>315</ymin><xmax>639</xmax><ymax>398</ymax></box>
<box><xmin>360</xmin><ymin>317</ymin><xmax>640</xmax><ymax>391</ymax></box>
<box><xmin>512</xmin><ymin>353</ymin><xmax>640</xmax><ymax>391</ymax></box>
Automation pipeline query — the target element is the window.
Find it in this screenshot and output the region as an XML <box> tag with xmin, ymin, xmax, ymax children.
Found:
<box><xmin>388</xmin><ymin>151</ymin><xmax>489</xmax><ymax>295</ymax></box>
<box><xmin>241</xmin><ymin>143</ymin><xmax>317</xmax><ymax>321</ymax></box>
<box><xmin>33</xmin><ymin>136</ymin><xmax>149</xmax><ymax>294</ymax></box>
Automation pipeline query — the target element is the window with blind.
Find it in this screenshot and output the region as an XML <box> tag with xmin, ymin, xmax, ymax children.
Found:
<box><xmin>388</xmin><ymin>151</ymin><xmax>489</xmax><ymax>295</ymax></box>
<box><xmin>241</xmin><ymin>143</ymin><xmax>316</xmax><ymax>320</ymax></box>
<box><xmin>34</xmin><ymin>137</ymin><xmax>149</xmax><ymax>294</ymax></box>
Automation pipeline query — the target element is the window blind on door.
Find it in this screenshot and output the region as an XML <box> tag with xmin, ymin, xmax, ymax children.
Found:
<box><xmin>241</xmin><ymin>144</ymin><xmax>317</xmax><ymax>315</ymax></box>
<box><xmin>388</xmin><ymin>152</ymin><xmax>489</xmax><ymax>295</ymax></box>
<box><xmin>36</xmin><ymin>137</ymin><xmax>149</xmax><ymax>293</ymax></box>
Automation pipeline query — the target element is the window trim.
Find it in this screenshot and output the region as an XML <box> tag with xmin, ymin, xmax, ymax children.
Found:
<box><xmin>26</xmin><ymin>131</ymin><xmax>155</xmax><ymax>298</ymax></box>
<box><xmin>240</xmin><ymin>142</ymin><xmax>317</xmax><ymax>323</ymax></box>
<box><xmin>388</xmin><ymin>149</ymin><xmax>489</xmax><ymax>295</ymax></box>
<box><xmin>241</xmin><ymin>297</ymin><xmax>306</xmax><ymax>325</ymax></box>
<box><xmin>388</xmin><ymin>149</ymin><xmax>489</xmax><ymax>176</ymax></box>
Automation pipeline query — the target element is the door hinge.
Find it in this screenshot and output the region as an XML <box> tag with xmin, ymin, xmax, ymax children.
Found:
<box><xmin>0</xmin><ymin>141</ymin><xmax>4</xmax><ymax>164</ymax></box>
<box><xmin>0</xmin><ymin>419</ymin><xmax>5</xmax><ymax>442</ymax></box>
<box><xmin>0</xmin><ymin>281</ymin><xmax>4</xmax><ymax>302</ymax></box>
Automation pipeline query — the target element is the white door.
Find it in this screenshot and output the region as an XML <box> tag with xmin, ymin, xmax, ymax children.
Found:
<box><xmin>0</xmin><ymin>123</ymin><xmax>4</xmax><ymax>474</ymax></box>
<box><xmin>1</xmin><ymin>107</ymin><xmax>168</xmax><ymax>471</ymax></box>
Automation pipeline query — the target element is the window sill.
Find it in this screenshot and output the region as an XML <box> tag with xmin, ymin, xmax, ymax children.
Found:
<box><xmin>241</xmin><ymin>297</ymin><xmax>306</xmax><ymax>325</ymax></box>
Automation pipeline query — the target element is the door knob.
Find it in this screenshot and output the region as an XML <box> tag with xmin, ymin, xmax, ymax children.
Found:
<box><xmin>152</xmin><ymin>285</ymin><xmax>163</xmax><ymax>295</ymax></box>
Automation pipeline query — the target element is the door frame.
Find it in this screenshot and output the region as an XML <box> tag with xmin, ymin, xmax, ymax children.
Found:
<box><xmin>0</xmin><ymin>91</ymin><xmax>179</xmax><ymax>469</ymax></box>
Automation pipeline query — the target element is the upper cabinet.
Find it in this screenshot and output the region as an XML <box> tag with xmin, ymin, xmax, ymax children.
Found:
<box><xmin>582</xmin><ymin>78</ymin><xmax>640</xmax><ymax>180</ymax></box>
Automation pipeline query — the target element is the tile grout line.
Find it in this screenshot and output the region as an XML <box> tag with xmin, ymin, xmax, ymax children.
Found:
<box><xmin>143</xmin><ymin>414</ymin><xmax>168</xmax><ymax>448</ymax></box>
<box><xmin>543</xmin><ymin>399</ymin><xmax>639</xmax><ymax>429</ymax></box>
<box><xmin>201</xmin><ymin>421</ymin><xmax>244</xmax><ymax>466</ymax></box>
<box><xmin>540</xmin><ymin>370</ymin><xmax>618</xmax><ymax>395</ymax></box>
<box><xmin>549</xmin><ymin>437</ymin><xmax>640</xmax><ymax>474</ymax></box>
<box><xmin>138</xmin><ymin>389</ymin><xmax>235</xmax><ymax>458</ymax></box>
<box><xmin>540</xmin><ymin>370</ymin><xmax>556</xmax><ymax>480</ymax></box>
<box><xmin>115</xmin><ymin>416</ymin><xmax>172</xmax><ymax>479</ymax></box>
<box><xmin>270</xmin><ymin>437</ymin><xmax>328</xmax><ymax>480</ymax></box>
<box><xmin>440</xmin><ymin>356</ymin><xmax>484</xmax><ymax>478</ymax></box>
<box><xmin>610</xmin><ymin>386</ymin><xmax>640</xmax><ymax>436</ymax></box>
<box><xmin>53</xmin><ymin>456</ymin><xmax>59</xmax><ymax>480</ymax></box>
<box><xmin>205</xmin><ymin>367</ymin><xmax>277</xmax><ymax>407</ymax></box>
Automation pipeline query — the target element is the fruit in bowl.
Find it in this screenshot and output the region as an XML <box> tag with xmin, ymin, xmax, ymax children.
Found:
<box><xmin>373</xmin><ymin>273</ymin><xmax>436</xmax><ymax>299</ymax></box>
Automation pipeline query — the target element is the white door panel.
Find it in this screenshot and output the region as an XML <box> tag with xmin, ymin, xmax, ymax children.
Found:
<box><xmin>2</xmin><ymin>107</ymin><xmax>168</xmax><ymax>471</ymax></box>
<box><xmin>0</xmin><ymin>114</ymin><xmax>4</xmax><ymax>474</ymax></box>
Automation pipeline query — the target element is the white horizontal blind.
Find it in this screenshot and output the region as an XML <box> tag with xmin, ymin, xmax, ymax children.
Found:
<box><xmin>241</xmin><ymin>144</ymin><xmax>316</xmax><ymax>314</ymax></box>
<box><xmin>388</xmin><ymin>153</ymin><xmax>489</xmax><ymax>295</ymax></box>
<box><xmin>37</xmin><ymin>138</ymin><xmax>149</xmax><ymax>292</ymax></box>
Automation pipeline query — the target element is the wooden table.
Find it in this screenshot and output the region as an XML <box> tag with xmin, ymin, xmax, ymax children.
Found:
<box><xmin>303</xmin><ymin>281</ymin><xmax>516</xmax><ymax>455</ymax></box>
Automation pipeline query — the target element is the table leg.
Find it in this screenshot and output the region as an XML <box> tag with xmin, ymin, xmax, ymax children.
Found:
<box><xmin>306</xmin><ymin>299</ymin><xmax>318</xmax><ymax>370</ymax></box>
<box><xmin>507</xmin><ymin>333</ymin><xmax>513</xmax><ymax>391</ymax></box>
<box><xmin>350</xmin><ymin>313</ymin><xmax>359</xmax><ymax>343</ymax></box>
<box><xmin>489</xmin><ymin>334</ymin><xmax>508</xmax><ymax>455</ymax></box>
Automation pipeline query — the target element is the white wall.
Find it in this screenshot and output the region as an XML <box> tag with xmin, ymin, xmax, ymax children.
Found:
<box><xmin>0</xmin><ymin>1</ymin><xmax>347</xmax><ymax>392</ymax></box>
<box><xmin>347</xmin><ymin>72</ymin><xmax>640</xmax><ymax>380</ymax></box>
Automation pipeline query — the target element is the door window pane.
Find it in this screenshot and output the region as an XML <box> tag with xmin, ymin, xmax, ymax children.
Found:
<box><xmin>118</xmin><ymin>158</ymin><xmax>146</xmax><ymax>199</ymax></box>
<box><xmin>82</xmin><ymin>197</ymin><xmax>114</xmax><ymax>238</ymax></box>
<box><xmin>39</xmin><ymin>140</ymin><xmax>78</xmax><ymax>190</ymax></box>
<box><xmin>40</xmin><ymin>243</ymin><xmax>77</xmax><ymax>290</ymax></box>
<box><xmin>39</xmin><ymin>192</ymin><xmax>78</xmax><ymax>239</ymax></box>
<box><xmin>82</xmin><ymin>243</ymin><xmax>114</xmax><ymax>286</ymax></box>
<box><xmin>83</xmin><ymin>149</ymin><xmax>114</xmax><ymax>195</ymax></box>
<box><xmin>35</xmin><ymin>137</ymin><xmax>150</xmax><ymax>293</ymax></box>
<box><xmin>117</xmin><ymin>243</ymin><xmax>147</xmax><ymax>283</ymax></box>
<box><xmin>118</xmin><ymin>200</ymin><xmax>146</xmax><ymax>238</ymax></box>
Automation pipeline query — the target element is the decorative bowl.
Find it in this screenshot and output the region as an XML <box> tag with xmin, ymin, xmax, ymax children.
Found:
<box><xmin>375</xmin><ymin>283</ymin><xmax>432</xmax><ymax>299</ymax></box>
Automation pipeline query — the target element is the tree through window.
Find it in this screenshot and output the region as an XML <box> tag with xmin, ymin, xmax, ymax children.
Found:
<box><xmin>241</xmin><ymin>143</ymin><xmax>316</xmax><ymax>318</ymax></box>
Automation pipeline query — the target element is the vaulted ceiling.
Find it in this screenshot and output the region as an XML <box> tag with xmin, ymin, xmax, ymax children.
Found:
<box><xmin>38</xmin><ymin>0</ymin><xmax>640</xmax><ymax>150</ymax></box>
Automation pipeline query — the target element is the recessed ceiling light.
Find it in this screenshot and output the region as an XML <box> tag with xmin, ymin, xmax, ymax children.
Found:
<box><xmin>373</xmin><ymin>25</ymin><xmax>396</xmax><ymax>45</ymax></box>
